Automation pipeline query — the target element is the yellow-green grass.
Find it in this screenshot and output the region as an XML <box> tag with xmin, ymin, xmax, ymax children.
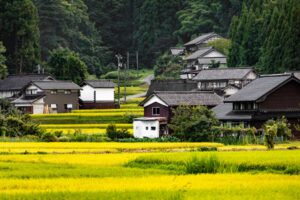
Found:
<box><xmin>31</xmin><ymin>112</ymin><xmax>143</xmax><ymax>118</ymax></box>
<box><xmin>40</xmin><ymin>124</ymin><xmax>133</xmax><ymax>129</ymax></box>
<box><xmin>72</xmin><ymin>108</ymin><xmax>143</xmax><ymax>113</ymax></box>
<box><xmin>120</xmin><ymin>103</ymin><xmax>141</xmax><ymax>109</ymax></box>
<box><xmin>0</xmin><ymin>142</ymin><xmax>224</xmax><ymax>154</ymax></box>
<box><xmin>115</xmin><ymin>86</ymin><xmax>147</xmax><ymax>96</ymax></box>
<box><xmin>121</xmin><ymin>98</ymin><xmax>145</xmax><ymax>104</ymax></box>
<box><xmin>0</xmin><ymin>150</ymin><xmax>299</xmax><ymax>199</ymax></box>
<box><xmin>45</xmin><ymin>128</ymin><xmax>133</xmax><ymax>135</ymax></box>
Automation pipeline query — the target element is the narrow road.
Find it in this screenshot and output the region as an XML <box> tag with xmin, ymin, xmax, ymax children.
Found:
<box><xmin>121</xmin><ymin>74</ymin><xmax>154</xmax><ymax>102</ymax></box>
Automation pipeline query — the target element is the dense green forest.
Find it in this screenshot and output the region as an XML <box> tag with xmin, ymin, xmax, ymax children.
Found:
<box><xmin>0</xmin><ymin>0</ymin><xmax>298</xmax><ymax>79</ymax></box>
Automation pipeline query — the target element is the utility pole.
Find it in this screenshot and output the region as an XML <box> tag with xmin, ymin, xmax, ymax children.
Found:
<box><xmin>136</xmin><ymin>51</ymin><xmax>139</xmax><ymax>78</ymax></box>
<box><xmin>124</xmin><ymin>52</ymin><xmax>129</xmax><ymax>103</ymax></box>
<box><xmin>115</xmin><ymin>54</ymin><xmax>123</xmax><ymax>106</ymax></box>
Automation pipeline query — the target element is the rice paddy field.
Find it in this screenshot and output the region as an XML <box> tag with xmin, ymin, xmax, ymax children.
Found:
<box><xmin>0</xmin><ymin>142</ymin><xmax>299</xmax><ymax>199</ymax></box>
<box><xmin>32</xmin><ymin>98</ymin><xmax>144</xmax><ymax>134</ymax></box>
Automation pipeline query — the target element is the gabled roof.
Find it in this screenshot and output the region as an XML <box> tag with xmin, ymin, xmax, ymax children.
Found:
<box><xmin>184</xmin><ymin>33</ymin><xmax>222</xmax><ymax>46</ymax></box>
<box><xmin>141</xmin><ymin>91</ymin><xmax>222</xmax><ymax>107</ymax></box>
<box><xmin>83</xmin><ymin>80</ymin><xmax>115</xmax><ymax>88</ymax></box>
<box><xmin>31</xmin><ymin>80</ymin><xmax>81</xmax><ymax>90</ymax></box>
<box><xmin>146</xmin><ymin>79</ymin><xmax>198</xmax><ymax>97</ymax></box>
<box><xmin>11</xmin><ymin>94</ymin><xmax>45</xmax><ymax>105</ymax></box>
<box><xmin>0</xmin><ymin>74</ymin><xmax>54</xmax><ymax>91</ymax></box>
<box><xmin>170</xmin><ymin>47</ymin><xmax>185</xmax><ymax>56</ymax></box>
<box><xmin>184</xmin><ymin>47</ymin><xmax>214</xmax><ymax>61</ymax></box>
<box><xmin>193</xmin><ymin>68</ymin><xmax>254</xmax><ymax>81</ymax></box>
<box><xmin>293</xmin><ymin>72</ymin><xmax>300</xmax><ymax>80</ymax></box>
<box><xmin>225</xmin><ymin>74</ymin><xmax>299</xmax><ymax>102</ymax></box>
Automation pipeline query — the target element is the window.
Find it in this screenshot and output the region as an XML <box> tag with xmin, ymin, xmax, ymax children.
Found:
<box><xmin>145</xmin><ymin>127</ymin><xmax>149</xmax><ymax>130</ymax></box>
<box><xmin>50</xmin><ymin>104</ymin><xmax>57</xmax><ymax>113</ymax></box>
<box><xmin>152</xmin><ymin>107</ymin><xmax>160</xmax><ymax>115</ymax></box>
<box><xmin>51</xmin><ymin>90</ymin><xmax>57</xmax><ymax>94</ymax></box>
<box><xmin>64</xmin><ymin>104</ymin><xmax>73</xmax><ymax>110</ymax></box>
<box><xmin>64</xmin><ymin>90</ymin><xmax>71</xmax><ymax>95</ymax></box>
<box><xmin>26</xmin><ymin>89</ymin><xmax>37</xmax><ymax>95</ymax></box>
<box><xmin>151</xmin><ymin>127</ymin><xmax>156</xmax><ymax>131</ymax></box>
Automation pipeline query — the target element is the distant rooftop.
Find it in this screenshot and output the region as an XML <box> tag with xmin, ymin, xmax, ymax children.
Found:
<box><xmin>83</xmin><ymin>80</ymin><xmax>115</xmax><ymax>88</ymax></box>
<box><xmin>142</xmin><ymin>91</ymin><xmax>222</xmax><ymax>107</ymax></box>
<box><xmin>193</xmin><ymin>68</ymin><xmax>254</xmax><ymax>81</ymax></box>
<box><xmin>146</xmin><ymin>79</ymin><xmax>198</xmax><ymax>96</ymax></box>
<box><xmin>184</xmin><ymin>32</ymin><xmax>222</xmax><ymax>46</ymax></box>
<box><xmin>0</xmin><ymin>74</ymin><xmax>54</xmax><ymax>91</ymax></box>
<box><xmin>184</xmin><ymin>47</ymin><xmax>214</xmax><ymax>61</ymax></box>
<box><xmin>31</xmin><ymin>80</ymin><xmax>81</xmax><ymax>90</ymax></box>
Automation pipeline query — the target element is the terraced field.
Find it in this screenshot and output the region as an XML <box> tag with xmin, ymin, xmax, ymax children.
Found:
<box><xmin>32</xmin><ymin>98</ymin><xmax>144</xmax><ymax>135</ymax></box>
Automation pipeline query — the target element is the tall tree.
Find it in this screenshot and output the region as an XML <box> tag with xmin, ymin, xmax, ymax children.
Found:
<box><xmin>47</xmin><ymin>48</ymin><xmax>88</xmax><ymax>84</ymax></box>
<box><xmin>0</xmin><ymin>0</ymin><xmax>40</xmax><ymax>74</ymax></box>
<box><xmin>0</xmin><ymin>42</ymin><xmax>7</xmax><ymax>79</ymax></box>
<box><xmin>34</xmin><ymin>0</ymin><xmax>106</xmax><ymax>76</ymax></box>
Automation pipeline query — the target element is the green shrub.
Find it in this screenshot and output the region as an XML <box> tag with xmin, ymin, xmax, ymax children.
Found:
<box><xmin>117</xmin><ymin>136</ymin><xmax>181</xmax><ymax>142</ymax></box>
<box><xmin>106</xmin><ymin>124</ymin><xmax>132</xmax><ymax>140</ymax></box>
<box><xmin>41</xmin><ymin>132</ymin><xmax>58</xmax><ymax>142</ymax></box>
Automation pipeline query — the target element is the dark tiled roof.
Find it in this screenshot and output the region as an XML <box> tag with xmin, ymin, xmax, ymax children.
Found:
<box><xmin>184</xmin><ymin>33</ymin><xmax>222</xmax><ymax>46</ymax></box>
<box><xmin>193</xmin><ymin>68</ymin><xmax>254</xmax><ymax>81</ymax></box>
<box><xmin>84</xmin><ymin>80</ymin><xmax>115</xmax><ymax>88</ymax></box>
<box><xmin>184</xmin><ymin>47</ymin><xmax>214</xmax><ymax>61</ymax></box>
<box><xmin>146</xmin><ymin>79</ymin><xmax>198</xmax><ymax>96</ymax></box>
<box><xmin>153</xmin><ymin>91</ymin><xmax>222</xmax><ymax>106</ymax></box>
<box><xmin>225</xmin><ymin>74</ymin><xmax>295</xmax><ymax>102</ymax></box>
<box><xmin>212</xmin><ymin>103</ymin><xmax>252</xmax><ymax>120</ymax></box>
<box><xmin>0</xmin><ymin>74</ymin><xmax>54</xmax><ymax>91</ymax></box>
<box><xmin>32</xmin><ymin>81</ymin><xmax>81</xmax><ymax>90</ymax></box>
<box><xmin>11</xmin><ymin>94</ymin><xmax>45</xmax><ymax>104</ymax></box>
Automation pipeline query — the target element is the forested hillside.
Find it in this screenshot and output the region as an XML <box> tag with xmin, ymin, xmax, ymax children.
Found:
<box><xmin>0</xmin><ymin>0</ymin><xmax>298</xmax><ymax>78</ymax></box>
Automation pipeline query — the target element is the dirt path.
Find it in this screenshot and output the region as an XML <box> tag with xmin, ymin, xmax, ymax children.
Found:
<box><xmin>121</xmin><ymin>74</ymin><xmax>153</xmax><ymax>102</ymax></box>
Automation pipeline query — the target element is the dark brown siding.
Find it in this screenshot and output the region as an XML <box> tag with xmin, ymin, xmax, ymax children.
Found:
<box><xmin>44</xmin><ymin>90</ymin><xmax>79</xmax><ymax>113</ymax></box>
<box><xmin>260</xmin><ymin>80</ymin><xmax>300</xmax><ymax>111</ymax></box>
<box><xmin>80</xmin><ymin>102</ymin><xmax>118</xmax><ymax>109</ymax></box>
<box><xmin>144</xmin><ymin>102</ymin><xmax>170</xmax><ymax>119</ymax></box>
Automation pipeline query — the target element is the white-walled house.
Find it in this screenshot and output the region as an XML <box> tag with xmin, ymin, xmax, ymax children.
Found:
<box><xmin>80</xmin><ymin>80</ymin><xmax>116</xmax><ymax>109</ymax></box>
<box><xmin>133</xmin><ymin>117</ymin><xmax>168</xmax><ymax>138</ymax></box>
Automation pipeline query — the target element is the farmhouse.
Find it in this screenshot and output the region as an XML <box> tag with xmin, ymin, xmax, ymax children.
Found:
<box><xmin>12</xmin><ymin>80</ymin><xmax>81</xmax><ymax>114</ymax></box>
<box><xmin>0</xmin><ymin>74</ymin><xmax>54</xmax><ymax>99</ymax></box>
<box><xmin>146</xmin><ymin>79</ymin><xmax>198</xmax><ymax>97</ymax></box>
<box><xmin>134</xmin><ymin>91</ymin><xmax>222</xmax><ymax>138</ymax></box>
<box><xmin>184</xmin><ymin>32</ymin><xmax>223</xmax><ymax>53</ymax></box>
<box><xmin>184</xmin><ymin>47</ymin><xmax>227</xmax><ymax>76</ymax></box>
<box><xmin>80</xmin><ymin>80</ymin><xmax>116</xmax><ymax>109</ymax></box>
<box><xmin>212</xmin><ymin>73</ymin><xmax>300</xmax><ymax>137</ymax></box>
<box><xmin>192</xmin><ymin>68</ymin><xmax>257</xmax><ymax>97</ymax></box>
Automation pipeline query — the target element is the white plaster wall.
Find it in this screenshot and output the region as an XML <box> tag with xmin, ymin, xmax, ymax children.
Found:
<box><xmin>33</xmin><ymin>98</ymin><xmax>45</xmax><ymax>114</ymax></box>
<box><xmin>133</xmin><ymin>120</ymin><xmax>160</xmax><ymax>138</ymax></box>
<box><xmin>144</xmin><ymin>96</ymin><xmax>168</xmax><ymax>107</ymax></box>
<box><xmin>95</xmin><ymin>88</ymin><xmax>114</xmax><ymax>101</ymax></box>
<box><xmin>80</xmin><ymin>85</ymin><xmax>114</xmax><ymax>102</ymax></box>
<box><xmin>246</xmin><ymin>72</ymin><xmax>257</xmax><ymax>80</ymax></box>
<box><xmin>225</xmin><ymin>87</ymin><xmax>239</xmax><ymax>96</ymax></box>
<box><xmin>0</xmin><ymin>91</ymin><xmax>14</xmax><ymax>98</ymax></box>
<box><xmin>80</xmin><ymin>85</ymin><xmax>94</xmax><ymax>101</ymax></box>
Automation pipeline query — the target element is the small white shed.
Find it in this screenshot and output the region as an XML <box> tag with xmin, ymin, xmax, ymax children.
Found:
<box><xmin>133</xmin><ymin>117</ymin><xmax>168</xmax><ymax>138</ymax></box>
